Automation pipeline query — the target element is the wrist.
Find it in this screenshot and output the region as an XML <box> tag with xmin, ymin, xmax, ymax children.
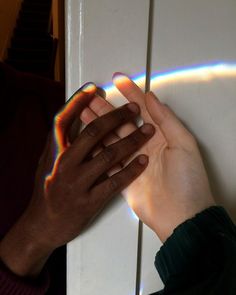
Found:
<box><xmin>0</xmin><ymin>214</ymin><xmax>54</xmax><ymax>278</ymax></box>
<box><xmin>155</xmin><ymin>201</ymin><xmax>216</xmax><ymax>243</ymax></box>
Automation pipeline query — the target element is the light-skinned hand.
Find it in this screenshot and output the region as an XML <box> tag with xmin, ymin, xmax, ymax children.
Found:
<box><xmin>80</xmin><ymin>74</ymin><xmax>216</xmax><ymax>243</ymax></box>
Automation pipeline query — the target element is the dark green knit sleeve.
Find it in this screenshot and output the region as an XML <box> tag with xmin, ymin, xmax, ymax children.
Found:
<box><xmin>152</xmin><ymin>206</ymin><xmax>236</xmax><ymax>295</ymax></box>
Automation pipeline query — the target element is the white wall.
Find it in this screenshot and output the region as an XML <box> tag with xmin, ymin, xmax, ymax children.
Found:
<box><xmin>66</xmin><ymin>1</ymin><xmax>236</xmax><ymax>294</ymax></box>
<box><xmin>65</xmin><ymin>1</ymin><xmax>150</xmax><ymax>294</ymax></box>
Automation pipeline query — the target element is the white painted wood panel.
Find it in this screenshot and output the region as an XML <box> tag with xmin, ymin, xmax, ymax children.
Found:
<box><xmin>65</xmin><ymin>1</ymin><xmax>150</xmax><ymax>294</ymax></box>
<box><xmin>141</xmin><ymin>1</ymin><xmax>236</xmax><ymax>294</ymax></box>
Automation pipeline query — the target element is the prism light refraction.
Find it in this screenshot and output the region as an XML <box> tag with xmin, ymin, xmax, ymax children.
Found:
<box><xmin>102</xmin><ymin>62</ymin><xmax>236</xmax><ymax>97</ymax></box>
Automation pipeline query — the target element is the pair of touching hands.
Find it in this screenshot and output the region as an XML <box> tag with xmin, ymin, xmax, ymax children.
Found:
<box><xmin>0</xmin><ymin>74</ymin><xmax>215</xmax><ymax>278</ymax></box>
<box><xmin>80</xmin><ymin>74</ymin><xmax>215</xmax><ymax>242</ymax></box>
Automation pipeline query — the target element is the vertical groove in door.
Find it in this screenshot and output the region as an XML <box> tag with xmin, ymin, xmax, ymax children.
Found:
<box><xmin>145</xmin><ymin>0</ymin><xmax>154</xmax><ymax>93</ymax></box>
<box><xmin>135</xmin><ymin>1</ymin><xmax>154</xmax><ymax>294</ymax></box>
<box><xmin>135</xmin><ymin>220</ymin><xmax>143</xmax><ymax>295</ymax></box>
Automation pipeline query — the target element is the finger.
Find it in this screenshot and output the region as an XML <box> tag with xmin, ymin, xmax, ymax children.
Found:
<box><xmin>66</xmin><ymin>102</ymin><xmax>141</xmax><ymax>165</ymax></box>
<box><xmin>80</xmin><ymin>106</ymin><xmax>121</xmax><ymax>149</ymax></box>
<box><xmin>96</xmin><ymin>86</ymin><xmax>106</xmax><ymax>99</ymax></box>
<box><xmin>89</xmin><ymin>154</ymin><xmax>148</xmax><ymax>208</ymax></box>
<box><xmin>68</xmin><ymin>116</ymin><xmax>81</xmax><ymax>144</ymax></box>
<box><xmin>54</xmin><ymin>82</ymin><xmax>97</xmax><ymax>153</ymax></box>
<box><xmin>112</xmin><ymin>73</ymin><xmax>152</xmax><ymax>123</ymax></box>
<box><xmin>80</xmin><ymin>107</ymin><xmax>105</xmax><ymax>158</ymax></box>
<box><xmin>80</xmin><ymin>106</ymin><xmax>97</xmax><ymax>124</ymax></box>
<box><xmin>84</xmin><ymin>94</ymin><xmax>138</xmax><ymax>169</ymax></box>
<box><xmin>145</xmin><ymin>91</ymin><xmax>195</xmax><ymax>147</ymax></box>
<box><xmin>80</xmin><ymin>106</ymin><xmax>124</xmax><ymax>175</ymax></box>
<box><xmin>81</xmin><ymin>123</ymin><xmax>155</xmax><ymax>187</ymax></box>
<box><xmin>87</xmin><ymin>94</ymin><xmax>137</xmax><ymax>138</ymax></box>
<box><xmin>81</xmin><ymin>106</ymin><xmax>124</xmax><ymax>175</ymax></box>
<box><xmin>81</xmin><ymin>105</ymin><xmax>122</xmax><ymax>148</ymax></box>
<box><xmin>81</xmin><ymin>96</ymin><xmax>139</xmax><ymax>173</ymax></box>
<box><xmin>89</xmin><ymin>94</ymin><xmax>113</xmax><ymax>116</ymax></box>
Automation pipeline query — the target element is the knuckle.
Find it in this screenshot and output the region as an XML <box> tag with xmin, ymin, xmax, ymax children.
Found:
<box><xmin>54</xmin><ymin>113</ymin><xmax>63</xmax><ymax>128</ymax></box>
<box><xmin>85</xmin><ymin>121</ymin><xmax>100</xmax><ymax>137</ymax></box>
<box><xmin>129</xmin><ymin>132</ymin><xmax>142</xmax><ymax>146</ymax></box>
<box><xmin>84</xmin><ymin>196</ymin><xmax>95</xmax><ymax>210</ymax></box>
<box><xmin>100</xmin><ymin>146</ymin><xmax>115</xmax><ymax>164</ymax></box>
<box><xmin>115</xmin><ymin>108</ymin><xmax>127</xmax><ymax>122</ymax></box>
<box><xmin>126</xmin><ymin>164</ymin><xmax>138</xmax><ymax>179</ymax></box>
<box><xmin>107</xmin><ymin>177</ymin><xmax>119</xmax><ymax>193</ymax></box>
<box><xmin>53</xmin><ymin>153</ymin><xmax>65</xmax><ymax>173</ymax></box>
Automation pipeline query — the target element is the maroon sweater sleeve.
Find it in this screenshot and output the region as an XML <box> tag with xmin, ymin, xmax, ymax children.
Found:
<box><xmin>0</xmin><ymin>260</ymin><xmax>50</xmax><ymax>295</ymax></box>
<box><xmin>0</xmin><ymin>63</ymin><xmax>66</xmax><ymax>294</ymax></box>
<box><xmin>0</xmin><ymin>261</ymin><xmax>50</xmax><ymax>295</ymax></box>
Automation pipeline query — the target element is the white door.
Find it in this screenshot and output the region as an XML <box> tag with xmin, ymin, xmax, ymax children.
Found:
<box><xmin>66</xmin><ymin>1</ymin><xmax>236</xmax><ymax>294</ymax></box>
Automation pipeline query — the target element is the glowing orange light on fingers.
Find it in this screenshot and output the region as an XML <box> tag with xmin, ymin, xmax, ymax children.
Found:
<box><xmin>44</xmin><ymin>83</ymin><xmax>96</xmax><ymax>189</ymax></box>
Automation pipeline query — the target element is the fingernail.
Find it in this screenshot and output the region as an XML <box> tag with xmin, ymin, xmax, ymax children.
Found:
<box><xmin>81</xmin><ymin>82</ymin><xmax>96</xmax><ymax>93</ymax></box>
<box><xmin>112</xmin><ymin>72</ymin><xmax>130</xmax><ymax>84</ymax></box>
<box><xmin>141</xmin><ymin>124</ymin><xmax>155</xmax><ymax>135</ymax></box>
<box><xmin>138</xmin><ymin>155</ymin><xmax>148</xmax><ymax>165</ymax></box>
<box><xmin>127</xmin><ymin>103</ymin><xmax>139</xmax><ymax>113</ymax></box>
<box><xmin>112</xmin><ymin>72</ymin><xmax>127</xmax><ymax>79</ymax></box>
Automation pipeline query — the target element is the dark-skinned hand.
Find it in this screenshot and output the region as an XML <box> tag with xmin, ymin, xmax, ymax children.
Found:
<box><xmin>0</xmin><ymin>83</ymin><xmax>155</xmax><ymax>278</ymax></box>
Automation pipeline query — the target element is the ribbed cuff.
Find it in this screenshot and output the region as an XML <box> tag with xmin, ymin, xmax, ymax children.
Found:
<box><xmin>0</xmin><ymin>259</ymin><xmax>50</xmax><ymax>295</ymax></box>
<box><xmin>155</xmin><ymin>206</ymin><xmax>236</xmax><ymax>285</ymax></box>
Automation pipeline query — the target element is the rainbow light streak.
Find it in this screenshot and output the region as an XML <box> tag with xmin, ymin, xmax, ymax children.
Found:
<box><xmin>128</xmin><ymin>206</ymin><xmax>139</xmax><ymax>221</ymax></box>
<box><xmin>102</xmin><ymin>62</ymin><xmax>236</xmax><ymax>97</ymax></box>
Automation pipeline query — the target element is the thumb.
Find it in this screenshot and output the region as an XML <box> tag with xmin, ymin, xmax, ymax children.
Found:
<box><xmin>145</xmin><ymin>91</ymin><xmax>193</xmax><ymax>147</ymax></box>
